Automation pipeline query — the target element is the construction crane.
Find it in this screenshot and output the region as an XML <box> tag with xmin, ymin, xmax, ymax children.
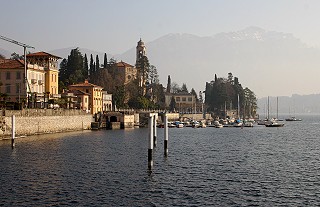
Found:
<box><xmin>0</xmin><ymin>35</ymin><xmax>35</xmax><ymax>106</ymax></box>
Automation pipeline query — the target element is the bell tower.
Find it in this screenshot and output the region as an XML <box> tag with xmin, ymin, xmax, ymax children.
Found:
<box><xmin>136</xmin><ymin>38</ymin><xmax>146</xmax><ymax>64</ymax></box>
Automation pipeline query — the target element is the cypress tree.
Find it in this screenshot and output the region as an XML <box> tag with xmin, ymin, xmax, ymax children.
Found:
<box><xmin>84</xmin><ymin>54</ymin><xmax>89</xmax><ymax>79</ymax></box>
<box><xmin>96</xmin><ymin>55</ymin><xmax>100</xmax><ymax>71</ymax></box>
<box><xmin>166</xmin><ymin>75</ymin><xmax>171</xmax><ymax>93</ymax></box>
<box><xmin>89</xmin><ymin>54</ymin><xmax>94</xmax><ymax>80</ymax></box>
<box><xmin>103</xmin><ymin>53</ymin><xmax>108</xmax><ymax>68</ymax></box>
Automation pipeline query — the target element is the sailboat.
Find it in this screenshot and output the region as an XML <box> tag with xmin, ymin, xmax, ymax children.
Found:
<box><xmin>265</xmin><ymin>97</ymin><xmax>284</xmax><ymax>127</ymax></box>
<box><xmin>285</xmin><ymin>107</ymin><xmax>302</xmax><ymax>121</ymax></box>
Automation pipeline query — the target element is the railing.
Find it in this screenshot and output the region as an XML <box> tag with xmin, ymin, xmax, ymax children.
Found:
<box><xmin>0</xmin><ymin>108</ymin><xmax>90</xmax><ymax>117</ymax></box>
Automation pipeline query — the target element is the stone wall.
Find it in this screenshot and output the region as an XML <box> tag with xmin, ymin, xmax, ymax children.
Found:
<box><xmin>1</xmin><ymin>114</ymin><xmax>93</xmax><ymax>137</ymax></box>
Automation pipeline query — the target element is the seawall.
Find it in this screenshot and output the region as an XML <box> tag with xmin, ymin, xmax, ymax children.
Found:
<box><xmin>0</xmin><ymin>109</ymin><xmax>93</xmax><ymax>137</ymax></box>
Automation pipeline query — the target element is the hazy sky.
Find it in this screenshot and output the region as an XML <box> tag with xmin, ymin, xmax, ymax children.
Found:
<box><xmin>1</xmin><ymin>0</ymin><xmax>320</xmax><ymax>97</ymax></box>
<box><xmin>1</xmin><ymin>0</ymin><xmax>320</xmax><ymax>53</ymax></box>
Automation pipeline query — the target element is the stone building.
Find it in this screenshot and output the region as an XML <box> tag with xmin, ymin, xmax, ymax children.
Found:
<box><xmin>108</xmin><ymin>61</ymin><xmax>137</xmax><ymax>87</ymax></box>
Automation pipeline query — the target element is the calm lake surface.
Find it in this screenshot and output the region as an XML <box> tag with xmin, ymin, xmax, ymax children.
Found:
<box><xmin>1</xmin><ymin>115</ymin><xmax>320</xmax><ymax>206</ymax></box>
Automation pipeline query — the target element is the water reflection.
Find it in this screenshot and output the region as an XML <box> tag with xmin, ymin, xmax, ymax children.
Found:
<box><xmin>0</xmin><ymin>115</ymin><xmax>320</xmax><ymax>206</ymax></box>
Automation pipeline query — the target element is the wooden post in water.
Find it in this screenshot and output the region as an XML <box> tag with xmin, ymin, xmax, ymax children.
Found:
<box><xmin>11</xmin><ymin>115</ymin><xmax>15</xmax><ymax>148</ymax></box>
<box><xmin>148</xmin><ymin>114</ymin><xmax>154</xmax><ymax>168</ymax></box>
<box><xmin>164</xmin><ymin>113</ymin><xmax>168</xmax><ymax>156</ymax></box>
<box><xmin>153</xmin><ymin>114</ymin><xmax>157</xmax><ymax>147</ymax></box>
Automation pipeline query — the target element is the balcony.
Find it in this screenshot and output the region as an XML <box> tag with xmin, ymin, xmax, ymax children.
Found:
<box><xmin>38</xmin><ymin>80</ymin><xmax>44</xmax><ymax>85</ymax></box>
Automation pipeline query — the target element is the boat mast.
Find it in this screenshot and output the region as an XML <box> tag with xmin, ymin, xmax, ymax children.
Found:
<box><xmin>277</xmin><ymin>97</ymin><xmax>279</xmax><ymax>120</ymax></box>
<box><xmin>267</xmin><ymin>96</ymin><xmax>270</xmax><ymax>120</ymax></box>
<box><xmin>237</xmin><ymin>94</ymin><xmax>240</xmax><ymax>119</ymax></box>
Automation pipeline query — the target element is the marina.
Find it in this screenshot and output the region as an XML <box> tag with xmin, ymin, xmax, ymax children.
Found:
<box><xmin>0</xmin><ymin>114</ymin><xmax>318</xmax><ymax>206</ymax></box>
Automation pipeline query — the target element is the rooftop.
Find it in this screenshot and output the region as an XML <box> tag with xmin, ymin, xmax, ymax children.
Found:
<box><xmin>27</xmin><ymin>51</ymin><xmax>61</xmax><ymax>59</ymax></box>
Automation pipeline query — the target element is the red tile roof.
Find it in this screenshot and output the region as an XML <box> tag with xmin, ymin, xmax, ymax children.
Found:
<box><xmin>27</xmin><ymin>51</ymin><xmax>61</xmax><ymax>59</ymax></box>
<box><xmin>69</xmin><ymin>80</ymin><xmax>103</xmax><ymax>88</ymax></box>
<box><xmin>0</xmin><ymin>59</ymin><xmax>24</xmax><ymax>69</ymax></box>
<box><xmin>116</xmin><ymin>61</ymin><xmax>134</xmax><ymax>68</ymax></box>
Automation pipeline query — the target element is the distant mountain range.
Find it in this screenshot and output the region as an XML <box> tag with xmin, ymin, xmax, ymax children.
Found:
<box><xmin>118</xmin><ymin>27</ymin><xmax>320</xmax><ymax>99</ymax></box>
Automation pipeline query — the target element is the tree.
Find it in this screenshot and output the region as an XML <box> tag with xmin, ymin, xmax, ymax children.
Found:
<box><xmin>181</xmin><ymin>83</ymin><xmax>188</xmax><ymax>93</ymax></box>
<box><xmin>227</xmin><ymin>72</ymin><xmax>233</xmax><ymax>84</ymax></box>
<box><xmin>148</xmin><ymin>65</ymin><xmax>159</xmax><ymax>84</ymax></box>
<box><xmin>10</xmin><ymin>52</ymin><xmax>23</xmax><ymax>60</ymax></box>
<box><xmin>166</xmin><ymin>75</ymin><xmax>171</xmax><ymax>93</ymax></box>
<box><xmin>67</xmin><ymin>48</ymin><xmax>85</xmax><ymax>84</ymax></box>
<box><xmin>103</xmin><ymin>53</ymin><xmax>108</xmax><ymax>68</ymax></box>
<box><xmin>84</xmin><ymin>54</ymin><xmax>89</xmax><ymax>79</ymax></box>
<box><xmin>59</xmin><ymin>48</ymin><xmax>85</xmax><ymax>87</ymax></box>
<box><xmin>204</xmin><ymin>72</ymin><xmax>256</xmax><ymax>118</ymax></box>
<box><xmin>169</xmin><ymin>96</ymin><xmax>176</xmax><ymax>112</ymax></box>
<box><xmin>136</xmin><ymin>55</ymin><xmax>150</xmax><ymax>96</ymax></box>
<box><xmin>171</xmin><ymin>82</ymin><xmax>180</xmax><ymax>93</ymax></box>
<box><xmin>59</xmin><ymin>58</ymin><xmax>68</xmax><ymax>92</ymax></box>
<box><xmin>89</xmin><ymin>54</ymin><xmax>94</xmax><ymax>81</ymax></box>
<box><xmin>96</xmin><ymin>55</ymin><xmax>100</xmax><ymax>71</ymax></box>
<box><xmin>190</xmin><ymin>88</ymin><xmax>198</xmax><ymax>101</ymax></box>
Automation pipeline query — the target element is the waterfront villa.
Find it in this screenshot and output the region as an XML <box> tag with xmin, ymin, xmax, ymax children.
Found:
<box><xmin>0</xmin><ymin>59</ymin><xmax>45</xmax><ymax>107</ymax></box>
<box><xmin>0</xmin><ymin>51</ymin><xmax>61</xmax><ymax>108</ymax></box>
<box><xmin>27</xmin><ymin>52</ymin><xmax>61</xmax><ymax>98</ymax></box>
<box><xmin>165</xmin><ymin>92</ymin><xmax>198</xmax><ymax>113</ymax></box>
<box><xmin>68</xmin><ymin>80</ymin><xmax>103</xmax><ymax>114</ymax></box>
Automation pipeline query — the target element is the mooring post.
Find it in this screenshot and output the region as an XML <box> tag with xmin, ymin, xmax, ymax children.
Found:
<box><xmin>153</xmin><ymin>114</ymin><xmax>157</xmax><ymax>147</ymax></box>
<box><xmin>148</xmin><ymin>114</ymin><xmax>154</xmax><ymax>168</ymax></box>
<box><xmin>11</xmin><ymin>115</ymin><xmax>15</xmax><ymax>148</ymax></box>
<box><xmin>164</xmin><ymin>113</ymin><xmax>168</xmax><ymax>156</ymax></box>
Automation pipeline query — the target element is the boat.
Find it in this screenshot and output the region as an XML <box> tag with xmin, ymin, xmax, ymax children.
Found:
<box><xmin>244</xmin><ymin>121</ymin><xmax>254</xmax><ymax>127</ymax></box>
<box><xmin>233</xmin><ymin>119</ymin><xmax>243</xmax><ymax>128</ymax></box>
<box><xmin>265</xmin><ymin>119</ymin><xmax>284</xmax><ymax>127</ymax></box>
<box><xmin>285</xmin><ymin>117</ymin><xmax>302</xmax><ymax>121</ymax></box>
<box><xmin>215</xmin><ymin>123</ymin><xmax>223</xmax><ymax>128</ymax></box>
<box><xmin>175</xmin><ymin>121</ymin><xmax>184</xmax><ymax>128</ymax></box>
<box><xmin>213</xmin><ymin>120</ymin><xmax>223</xmax><ymax>128</ymax></box>
<box><xmin>198</xmin><ymin>122</ymin><xmax>207</xmax><ymax>128</ymax></box>
<box><xmin>257</xmin><ymin>119</ymin><xmax>266</xmax><ymax>125</ymax></box>
<box><xmin>265</xmin><ymin>96</ymin><xmax>284</xmax><ymax>127</ymax></box>
<box><xmin>168</xmin><ymin>122</ymin><xmax>176</xmax><ymax>128</ymax></box>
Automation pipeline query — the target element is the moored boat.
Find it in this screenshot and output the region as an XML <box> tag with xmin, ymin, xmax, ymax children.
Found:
<box><xmin>285</xmin><ymin>117</ymin><xmax>302</xmax><ymax>121</ymax></box>
<box><xmin>265</xmin><ymin>119</ymin><xmax>284</xmax><ymax>127</ymax></box>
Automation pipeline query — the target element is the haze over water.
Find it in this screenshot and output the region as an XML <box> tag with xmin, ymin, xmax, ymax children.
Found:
<box><xmin>1</xmin><ymin>114</ymin><xmax>320</xmax><ymax>206</ymax></box>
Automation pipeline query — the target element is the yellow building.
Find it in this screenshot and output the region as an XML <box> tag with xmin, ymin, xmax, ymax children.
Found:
<box><xmin>27</xmin><ymin>52</ymin><xmax>61</xmax><ymax>98</ymax></box>
<box><xmin>68</xmin><ymin>80</ymin><xmax>103</xmax><ymax>114</ymax></box>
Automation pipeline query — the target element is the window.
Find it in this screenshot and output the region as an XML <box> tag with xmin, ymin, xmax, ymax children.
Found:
<box><xmin>182</xmin><ymin>97</ymin><xmax>186</xmax><ymax>102</ymax></box>
<box><xmin>85</xmin><ymin>97</ymin><xmax>87</xmax><ymax>103</ymax></box>
<box><xmin>176</xmin><ymin>97</ymin><xmax>181</xmax><ymax>102</ymax></box>
<box><xmin>16</xmin><ymin>83</ymin><xmax>20</xmax><ymax>94</ymax></box>
<box><xmin>16</xmin><ymin>72</ymin><xmax>21</xmax><ymax>80</ymax></box>
<box><xmin>6</xmin><ymin>84</ymin><xmax>10</xmax><ymax>93</ymax></box>
<box><xmin>6</xmin><ymin>72</ymin><xmax>10</xmax><ymax>80</ymax></box>
<box><xmin>188</xmin><ymin>97</ymin><xmax>192</xmax><ymax>102</ymax></box>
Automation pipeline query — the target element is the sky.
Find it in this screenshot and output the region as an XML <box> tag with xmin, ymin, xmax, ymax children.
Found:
<box><xmin>1</xmin><ymin>0</ymin><xmax>320</xmax><ymax>97</ymax></box>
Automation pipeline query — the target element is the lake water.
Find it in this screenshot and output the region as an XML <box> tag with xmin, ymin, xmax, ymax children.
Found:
<box><xmin>1</xmin><ymin>115</ymin><xmax>320</xmax><ymax>206</ymax></box>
